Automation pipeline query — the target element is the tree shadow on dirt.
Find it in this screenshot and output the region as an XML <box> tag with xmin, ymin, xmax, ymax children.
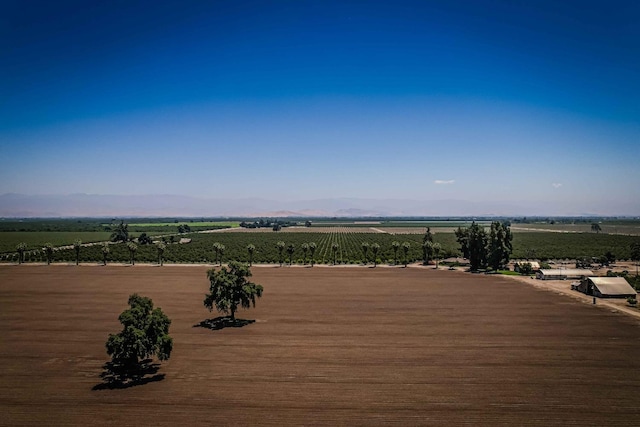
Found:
<box><xmin>92</xmin><ymin>359</ymin><xmax>165</xmax><ymax>390</ymax></box>
<box><xmin>194</xmin><ymin>316</ymin><xmax>255</xmax><ymax>331</ymax></box>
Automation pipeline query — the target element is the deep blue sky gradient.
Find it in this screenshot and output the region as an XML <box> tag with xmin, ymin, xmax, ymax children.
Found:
<box><xmin>1</xmin><ymin>0</ymin><xmax>639</xmax><ymax>214</ymax></box>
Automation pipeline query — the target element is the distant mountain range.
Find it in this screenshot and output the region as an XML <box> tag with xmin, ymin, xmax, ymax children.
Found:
<box><xmin>0</xmin><ymin>193</ymin><xmax>636</xmax><ymax>218</ymax></box>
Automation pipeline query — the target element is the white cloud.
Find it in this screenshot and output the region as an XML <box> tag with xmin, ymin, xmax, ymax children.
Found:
<box><xmin>551</xmin><ymin>183</ymin><xmax>562</xmax><ymax>188</ymax></box>
<box><xmin>434</xmin><ymin>180</ymin><xmax>455</xmax><ymax>185</ymax></box>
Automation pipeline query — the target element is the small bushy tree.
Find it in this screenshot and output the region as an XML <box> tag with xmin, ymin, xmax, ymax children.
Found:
<box><xmin>16</xmin><ymin>242</ymin><xmax>26</xmax><ymax>264</ymax></box>
<box><xmin>204</xmin><ymin>261</ymin><xmax>264</xmax><ymax>321</ymax></box>
<box><xmin>102</xmin><ymin>243</ymin><xmax>110</xmax><ymax>266</ymax></box>
<box><xmin>138</xmin><ymin>233</ymin><xmax>153</xmax><ymax>245</ymax></box>
<box><xmin>43</xmin><ymin>242</ymin><xmax>54</xmax><ymax>265</ymax></box>
<box><xmin>111</xmin><ymin>221</ymin><xmax>129</xmax><ymax>243</ymax></box>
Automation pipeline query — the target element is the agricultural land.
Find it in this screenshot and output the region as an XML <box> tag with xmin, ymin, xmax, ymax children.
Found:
<box><xmin>1</xmin><ymin>266</ymin><xmax>640</xmax><ymax>425</ymax></box>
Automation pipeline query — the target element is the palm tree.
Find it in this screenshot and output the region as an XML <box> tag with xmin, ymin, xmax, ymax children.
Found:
<box><xmin>101</xmin><ymin>243</ymin><xmax>110</xmax><ymax>266</ymax></box>
<box><xmin>371</xmin><ymin>243</ymin><xmax>380</xmax><ymax>267</ymax></box>
<box><xmin>127</xmin><ymin>242</ymin><xmax>137</xmax><ymax>265</ymax></box>
<box><xmin>301</xmin><ymin>243</ymin><xmax>309</xmax><ymax>265</ymax></box>
<box><xmin>247</xmin><ymin>244</ymin><xmax>256</xmax><ymax>266</ymax></box>
<box><xmin>432</xmin><ymin>242</ymin><xmax>442</xmax><ymax>269</ymax></box>
<box><xmin>43</xmin><ymin>242</ymin><xmax>54</xmax><ymax>265</ymax></box>
<box><xmin>73</xmin><ymin>239</ymin><xmax>82</xmax><ymax>265</ymax></box>
<box><xmin>156</xmin><ymin>242</ymin><xmax>166</xmax><ymax>266</ymax></box>
<box><xmin>331</xmin><ymin>243</ymin><xmax>339</xmax><ymax>265</ymax></box>
<box><xmin>361</xmin><ymin>242</ymin><xmax>370</xmax><ymax>265</ymax></box>
<box><xmin>402</xmin><ymin>242</ymin><xmax>410</xmax><ymax>267</ymax></box>
<box><xmin>392</xmin><ymin>241</ymin><xmax>400</xmax><ymax>265</ymax></box>
<box><xmin>277</xmin><ymin>241</ymin><xmax>286</xmax><ymax>266</ymax></box>
<box><xmin>286</xmin><ymin>243</ymin><xmax>295</xmax><ymax>265</ymax></box>
<box><xmin>309</xmin><ymin>242</ymin><xmax>317</xmax><ymax>267</ymax></box>
<box><xmin>213</xmin><ymin>242</ymin><xmax>222</xmax><ymax>265</ymax></box>
<box><xmin>16</xmin><ymin>242</ymin><xmax>26</xmax><ymax>264</ymax></box>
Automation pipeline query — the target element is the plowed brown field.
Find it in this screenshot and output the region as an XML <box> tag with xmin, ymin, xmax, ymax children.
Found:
<box><xmin>1</xmin><ymin>266</ymin><xmax>640</xmax><ymax>426</ymax></box>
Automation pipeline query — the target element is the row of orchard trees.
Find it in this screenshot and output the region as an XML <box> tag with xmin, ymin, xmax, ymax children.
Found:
<box><xmin>12</xmin><ymin>230</ymin><xmax>640</xmax><ymax>268</ymax></box>
<box><xmin>13</xmin><ymin>240</ymin><xmax>167</xmax><ymax>266</ymax></box>
<box><xmin>10</xmin><ymin>230</ymin><xmax>450</xmax><ymax>267</ymax></box>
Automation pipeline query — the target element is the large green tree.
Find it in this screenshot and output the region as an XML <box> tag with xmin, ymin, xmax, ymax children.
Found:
<box><xmin>423</xmin><ymin>227</ymin><xmax>434</xmax><ymax>244</ymax></box>
<box><xmin>204</xmin><ymin>261</ymin><xmax>264</xmax><ymax>321</ymax></box>
<box><xmin>455</xmin><ymin>222</ymin><xmax>488</xmax><ymax>271</ymax></box>
<box><xmin>423</xmin><ymin>241</ymin><xmax>434</xmax><ymax>265</ymax></box>
<box><xmin>110</xmin><ymin>221</ymin><xmax>129</xmax><ymax>243</ymax></box>
<box><xmin>105</xmin><ymin>294</ymin><xmax>173</xmax><ymax>380</ymax></box>
<box><xmin>487</xmin><ymin>221</ymin><xmax>513</xmax><ymax>270</ymax></box>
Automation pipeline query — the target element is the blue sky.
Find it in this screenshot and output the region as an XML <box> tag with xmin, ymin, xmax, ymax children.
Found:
<box><xmin>1</xmin><ymin>0</ymin><xmax>639</xmax><ymax>214</ymax></box>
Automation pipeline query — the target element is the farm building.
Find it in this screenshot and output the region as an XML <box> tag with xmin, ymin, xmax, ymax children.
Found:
<box><xmin>575</xmin><ymin>277</ymin><xmax>636</xmax><ymax>298</ymax></box>
<box><xmin>536</xmin><ymin>269</ymin><xmax>593</xmax><ymax>280</ymax></box>
<box><xmin>514</xmin><ymin>261</ymin><xmax>540</xmax><ymax>272</ymax></box>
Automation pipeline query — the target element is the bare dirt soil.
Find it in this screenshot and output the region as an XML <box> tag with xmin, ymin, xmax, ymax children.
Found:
<box><xmin>1</xmin><ymin>266</ymin><xmax>640</xmax><ymax>426</ymax></box>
